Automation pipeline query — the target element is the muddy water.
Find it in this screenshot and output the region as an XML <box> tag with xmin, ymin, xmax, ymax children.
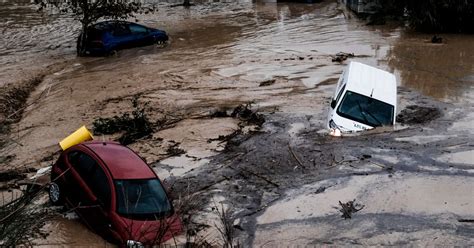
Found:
<box><xmin>2</xmin><ymin>0</ymin><xmax>472</xmax><ymax>101</ymax></box>
<box><xmin>0</xmin><ymin>0</ymin><xmax>78</xmax><ymax>87</ymax></box>
<box><xmin>1</xmin><ymin>0</ymin><xmax>473</xmax><ymax>246</ymax></box>
<box><xmin>388</xmin><ymin>32</ymin><xmax>474</xmax><ymax>102</ymax></box>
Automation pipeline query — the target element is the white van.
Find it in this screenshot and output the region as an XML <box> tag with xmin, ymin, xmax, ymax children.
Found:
<box><xmin>327</xmin><ymin>61</ymin><xmax>397</xmax><ymax>133</ymax></box>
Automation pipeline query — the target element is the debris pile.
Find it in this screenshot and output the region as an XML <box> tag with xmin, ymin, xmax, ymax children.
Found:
<box><xmin>431</xmin><ymin>35</ymin><xmax>443</xmax><ymax>44</ymax></box>
<box><xmin>93</xmin><ymin>100</ymin><xmax>153</xmax><ymax>145</ymax></box>
<box><xmin>397</xmin><ymin>105</ymin><xmax>441</xmax><ymax>125</ymax></box>
<box><xmin>338</xmin><ymin>199</ymin><xmax>364</xmax><ymax>219</ymax></box>
<box><xmin>0</xmin><ymin>168</ymin><xmax>35</xmax><ymax>184</ymax></box>
<box><xmin>231</xmin><ymin>104</ymin><xmax>265</xmax><ymax>127</ymax></box>
<box><xmin>166</xmin><ymin>142</ymin><xmax>185</xmax><ymax>157</ymax></box>
<box><xmin>210</xmin><ymin>103</ymin><xmax>265</xmax><ymax>127</ymax></box>
<box><xmin>0</xmin><ymin>182</ymin><xmax>52</xmax><ymax>246</ymax></box>
<box><xmin>331</xmin><ymin>52</ymin><xmax>354</xmax><ymax>63</ymax></box>
<box><xmin>258</xmin><ymin>79</ymin><xmax>276</xmax><ymax>87</ymax></box>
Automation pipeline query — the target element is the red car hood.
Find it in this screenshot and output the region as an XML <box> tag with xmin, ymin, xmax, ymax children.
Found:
<box><xmin>115</xmin><ymin>213</ymin><xmax>183</xmax><ymax>245</ymax></box>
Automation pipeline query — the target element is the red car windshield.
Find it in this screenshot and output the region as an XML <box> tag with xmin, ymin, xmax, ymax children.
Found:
<box><xmin>115</xmin><ymin>179</ymin><xmax>172</xmax><ymax>219</ymax></box>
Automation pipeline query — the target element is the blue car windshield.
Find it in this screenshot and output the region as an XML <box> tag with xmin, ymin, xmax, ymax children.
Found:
<box><xmin>337</xmin><ymin>91</ymin><xmax>394</xmax><ymax>127</ymax></box>
<box><xmin>115</xmin><ymin>179</ymin><xmax>172</xmax><ymax>219</ymax></box>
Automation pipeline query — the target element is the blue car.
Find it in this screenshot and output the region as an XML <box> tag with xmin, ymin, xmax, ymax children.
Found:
<box><xmin>77</xmin><ymin>21</ymin><xmax>169</xmax><ymax>56</ymax></box>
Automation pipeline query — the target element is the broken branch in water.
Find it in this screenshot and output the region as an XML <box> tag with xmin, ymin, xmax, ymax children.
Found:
<box><xmin>230</xmin><ymin>165</ymin><xmax>279</xmax><ymax>188</ymax></box>
<box><xmin>458</xmin><ymin>219</ymin><xmax>474</xmax><ymax>223</ymax></box>
<box><xmin>338</xmin><ymin>199</ymin><xmax>364</xmax><ymax>219</ymax></box>
<box><xmin>288</xmin><ymin>144</ymin><xmax>305</xmax><ymax>169</ymax></box>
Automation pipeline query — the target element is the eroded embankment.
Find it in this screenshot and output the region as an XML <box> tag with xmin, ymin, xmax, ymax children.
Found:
<box><xmin>0</xmin><ymin>74</ymin><xmax>47</xmax><ymax>170</ymax></box>
<box><xmin>0</xmin><ymin>60</ymin><xmax>73</xmax><ymax>168</ymax></box>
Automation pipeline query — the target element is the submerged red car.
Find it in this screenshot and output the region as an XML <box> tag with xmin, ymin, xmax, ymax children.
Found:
<box><xmin>49</xmin><ymin>141</ymin><xmax>182</xmax><ymax>246</ymax></box>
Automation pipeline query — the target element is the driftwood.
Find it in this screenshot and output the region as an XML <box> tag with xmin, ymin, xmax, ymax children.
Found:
<box><xmin>338</xmin><ymin>199</ymin><xmax>364</xmax><ymax>219</ymax></box>
<box><xmin>288</xmin><ymin>144</ymin><xmax>306</xmax><ymax>169</ymax></box>
<box><xmin>458</xmin><ymin>219</ymin><xmax>474</xmax><ymax>223</ymax></box>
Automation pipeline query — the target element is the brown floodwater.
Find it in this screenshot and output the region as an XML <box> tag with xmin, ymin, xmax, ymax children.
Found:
<box><xmin>388</xmin><ymin>32</ymin><xmax>474</xmax><ymax>102</ymax></box>
<box><xmin>1</xmin><ymin>0</ymin><xmax>473</xmax><ymax>246</ymax></box>
<box><xmin>1</xmin><ymin>0</ymin><xmax>472</xmax><ymax>100</ymax></box>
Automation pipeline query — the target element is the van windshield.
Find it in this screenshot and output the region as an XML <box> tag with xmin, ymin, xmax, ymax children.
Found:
<box><xmin>337</xmin><ymin>91</ymin><xmax>394</xmax><ymax>127</ymax></box>
<box><xmin>115</xmin><ymin>179</ymin><xmax>172</xmax><ymax>219</ymax></box>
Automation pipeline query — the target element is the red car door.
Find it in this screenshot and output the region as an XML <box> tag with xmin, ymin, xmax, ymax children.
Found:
<box><xmin>66</xmin><ymin>150</ymin><xmax>114</xmax><ymax>239</ymax></box>
<box><xmin>64</xmin><ymin>150</ymin><xmax>95</xmax><ymax>208</ymax></box>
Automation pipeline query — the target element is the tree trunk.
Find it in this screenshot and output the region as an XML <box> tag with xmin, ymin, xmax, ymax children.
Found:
<box><xmin>77</xmin><ymin>23</ymin><xmax>88</xmax><ymax>56</ymax></box>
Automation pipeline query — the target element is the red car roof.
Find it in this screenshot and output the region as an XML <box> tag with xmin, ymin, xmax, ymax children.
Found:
<box><xmin>82</xmin><ymin>141</ymin><xmax>156</xmax><ymax>180</ymax></box>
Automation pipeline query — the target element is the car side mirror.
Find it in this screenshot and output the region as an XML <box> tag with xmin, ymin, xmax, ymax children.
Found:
<box><xmin>331</xmin><ymin>99</ymin><xmax>337</xmax><ymax>109</ymax></box>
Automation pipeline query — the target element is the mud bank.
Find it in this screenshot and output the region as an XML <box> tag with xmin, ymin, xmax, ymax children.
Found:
<box><xmin>174</xmin><ymin>89</ymin><xmax>473</xmax><ymax>246</ymax></box>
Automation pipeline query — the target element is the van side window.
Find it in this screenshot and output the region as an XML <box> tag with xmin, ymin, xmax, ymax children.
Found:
<box><xmin>335</xmin><ymin>84</ymin><xmax>346</xmax><ymax>103</ymax></box>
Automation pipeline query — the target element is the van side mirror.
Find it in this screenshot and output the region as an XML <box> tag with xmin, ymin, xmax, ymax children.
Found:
<box><xmin>330</xmin><ymin>99</ymin><xmax>337</xmax><ymax>109</ymax></box>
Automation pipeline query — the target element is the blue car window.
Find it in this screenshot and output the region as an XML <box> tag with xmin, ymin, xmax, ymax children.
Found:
<box><xmin>129</xmin><ymin>24</ymin><xmax>148</xmax><ymax>34</ymax></box>
<box><xmin>111</xmin><ymin>24</ymin><xmax>131</xmax><ymax>36</ymax></box>
<box><xmin>85</xmin><ymin>28</ymin><xmax>102</xmax><ymax>41</ymax></box>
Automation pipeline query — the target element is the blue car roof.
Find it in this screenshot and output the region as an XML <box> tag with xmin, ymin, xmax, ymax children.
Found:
<box><xmin>92</xmin><ymin>21</ymin><xmax>136</xmax><ymax>31</ymax></box>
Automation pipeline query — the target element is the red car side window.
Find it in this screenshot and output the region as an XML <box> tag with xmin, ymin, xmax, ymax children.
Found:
<box><xmin>89</xmin><ymin>165</ymin><xmax>112</xmax><ymax>210</ymax></box>
<box><xmin>67</xmin><ymin>151</ymin><xmax>111</xmax><ymax>209</ymax></box>
<box><xmin>68</xmin><ymin>151</ymin><xmax>95</xmax><ymax>178</ymax></box>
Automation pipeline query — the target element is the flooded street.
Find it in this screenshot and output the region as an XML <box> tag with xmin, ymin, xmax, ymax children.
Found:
<box><xmin>1</xmin><ymin>0</ymin><xmax>473</xmax><ymax>246</ymax></box>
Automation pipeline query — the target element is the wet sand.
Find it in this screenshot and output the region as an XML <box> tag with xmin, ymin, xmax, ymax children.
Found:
<box><xmin>0</xmin><ymin>0</ymin><xmax>473</xmax><ymax>246</ymax></box>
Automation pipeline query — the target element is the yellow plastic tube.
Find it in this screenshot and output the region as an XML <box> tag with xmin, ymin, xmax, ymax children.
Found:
<box><xmin>59</xmin><ymin>125</ymin><xmax>94</xmax><ymax>150</ymax></box>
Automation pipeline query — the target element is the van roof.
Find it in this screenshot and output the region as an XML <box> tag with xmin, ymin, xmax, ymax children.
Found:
<box><xmin>345</xmin><ymin>62</ymin><xmax>397</xmax><ymax>106</ymax></box>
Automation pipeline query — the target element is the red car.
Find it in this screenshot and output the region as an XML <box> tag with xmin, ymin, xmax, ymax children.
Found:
<box><xmin>49</xmin><ymin>141</ymin><xmax>182</xmax><ymax>247</ymax></box>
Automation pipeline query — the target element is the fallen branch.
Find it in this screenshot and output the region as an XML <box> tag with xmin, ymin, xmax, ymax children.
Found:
<box><xmin>196</xmin><ymin>177</ymin><xmax>229</xmax><ymax>193</ymax></box>
<box><xmin>458</xmin><ymin>219</ymin><xmax>474</xmax><ymax>223</ymax></box>
<box><xmin>0</xmin><ymin>167</ymin><xmax>69</xmax><ymax>224</ymax></box>
<box><xmin>338</xmin><ymin>199</ymin><xmax>364</xmax><ymax>219</ymax></box>
<box><xmin>288</xmin><ymin>144</ymin><xmax>306</xmax><ymax>169</ymax></box>
<box><xmin>233</xmin><ymin>166</ymin><xmax>279</xmax><ymax>188</ymax></box>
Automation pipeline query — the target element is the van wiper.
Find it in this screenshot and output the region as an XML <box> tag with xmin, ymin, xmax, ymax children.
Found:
<box><xmin>356</xmin><ymin>100</ymin><xmax>370</xmax><ymax>124</ymax></box>
<box><xmin>365</xmin><ymin>110</ymin><xmax>383</xmax><ymax>126</ymax></box>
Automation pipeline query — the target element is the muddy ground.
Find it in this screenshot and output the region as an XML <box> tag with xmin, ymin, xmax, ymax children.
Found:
<box><xmin>1</xmin><ymin>0</ymin><xmax>474</xmax><ymax>246</ymax></box>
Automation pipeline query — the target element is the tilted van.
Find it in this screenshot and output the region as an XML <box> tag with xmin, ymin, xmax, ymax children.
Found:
<box><xmin>327</xmin><ymin>61</ymin><xmax>397</xmax><ymax>133</ymax></box>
